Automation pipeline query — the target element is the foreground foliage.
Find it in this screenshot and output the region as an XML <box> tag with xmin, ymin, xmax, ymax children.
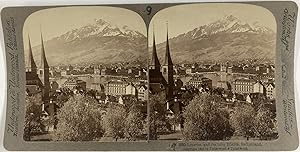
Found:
<box><xmin>55</xmin><ymin>95</ymin><xmax>104</xmax><ymax>141</ymax></box>
<box><xmin>24</xmin><ymin>94</ymin><xmax>43</xmax><ymax>141</ymax></box>
<box><xmin>183</xmin><ymin>93</ymin><xmax>234</xmax><ymax>140</ymax></box>
<box><xmin>103</xmin><ymin>103</ymin><xmax>127</xmax><ymax>141</ymax></box>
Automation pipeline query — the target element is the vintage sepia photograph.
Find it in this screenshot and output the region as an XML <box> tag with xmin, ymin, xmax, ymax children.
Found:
<box><xmin>23</xmin><ymin>6</ymin><xmax>148</xmax><ymax>142</ymax></box>
<box><xmin>1</xmin><ymin>1</ymin><xmax>299</xmax><ymax>151</ymax></box>
<box><xmin>148</xmin><ymin>3</ymin><xmax>278</xmax><ymax>141</ymax></box>
<box><xmin>23</xmin><ymin>3</ymin><xmax>278</xmax><ymax>143</ymax></box>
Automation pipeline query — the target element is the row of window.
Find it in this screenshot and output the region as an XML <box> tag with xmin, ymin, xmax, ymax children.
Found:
<box><xmin>107</xmin><ymin>87</ymin><xmax>126</xmax><ymax>93</ymax></box>
<box><xmin>107</xmin><ymin>84</ymin><xmax>126</xmax><ymax>87</ymax></box>
<box><xmin>234</xmin><ymin>85</ymin><xmax>253</xmax><ymax>93</ymax></box>
<box><xmin>233</xmin><ymin>82</ymin><xmax>254</xmax><ymax>85</ymax></box>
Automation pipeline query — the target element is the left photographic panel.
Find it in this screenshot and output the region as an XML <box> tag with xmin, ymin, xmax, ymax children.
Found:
<box><xmin>23</xmin><ymin>6</ymin><xmax>148</xmax><ymax>142</ymax></box>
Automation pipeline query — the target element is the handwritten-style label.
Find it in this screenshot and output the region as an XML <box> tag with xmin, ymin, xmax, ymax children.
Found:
<box><xmin>280</xmin><ymin>8</ymin><xmax>296</xmax><ymax>136</ymax></box>
<box><xmin>5</xmin><ymin>16</ymin><xmax>20</xmax><ymax>137</ymax></box>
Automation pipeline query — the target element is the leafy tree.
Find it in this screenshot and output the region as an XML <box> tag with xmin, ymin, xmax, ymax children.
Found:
<box><xmin>148</xmin><ymin>93</ymin><xmax>171</xmax><ymax>140</ymax></box>
<box><xmin>211</xmin><ymin>87</ymin><xmax>225</xmax><ymax>97</ymax></box>
<box><xmin>183</xmin><ymin>93</ymin><xmax>234</xmax><ymax>140</ymax></box>
<box><xmin>55</xmin><ymin>95</ymin><xmax>104</xmax><ymax>141</ymax></box>
<box><xmin>85</xmin><ymin>89</ymin><xmax>97</xmax><ymax>99</ymax></box>
<box><xmin>24</xmin><ymin>94</ymin><xmax>43</xmax><ymax>141</ymax></box>
<box><xmin>254</xmin><ymin>106</ymin><xmax>278</xmax><ymax>140</ymax></box>
<box><xmin>122</xmin><ymin>95</ymin><xmax>139</xmax><ymax>111</ymax></box>
<box><xmin>169</xmin><ymin>113</ymin><xmax>183</xmax><ymax>130</ymax></box>
<box><xmin>55</xmin><ymin>92</ymin><xmax>71</xmax><ymax>108</ymax></box>
<box><xmin>107</xmin><ymin>95</ymin><xmax>117</xmax><ymax>103</ymax></box>
<box><xmin>181</xmin><ymin>91</ymin><xmax>194</xmax><ymax>107</ymax></box>
<box><xmin>97</xmin><ymin>92</ymin><xmax>106</xmax><ymax>101</ymax></box>
<box><xmin>52</xmin><ymin>88</ymin><xmax>73</xmax><ymax>108</ymax></box>
<box><xmin>230</xmin><ymin>103</ymin><xmax>257</xmax><ymax>140</ymax></box>
<box><xmin>103</xmin><ymin>103</ymin><xmax>127</xmax><ymax>141</ymax></box>
<box><xmin>124</xmin><ymin>107</ymin><xmax>145</xmax><ymax>140</ymax></box>
<box><xmin>250</xmin><ymin>93</ymin><xmax>267</xmax><ymax>111</ymax></box>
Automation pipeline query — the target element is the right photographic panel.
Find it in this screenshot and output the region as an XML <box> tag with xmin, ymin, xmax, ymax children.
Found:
<box><xmin>148</xmin><ymin>3</ymin><xmax>277</xmax><ymax>141</ymax></box>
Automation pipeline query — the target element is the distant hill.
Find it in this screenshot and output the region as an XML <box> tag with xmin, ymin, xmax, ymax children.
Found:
<box><xmin>27</xmin><ymin>19</ymin><xmax>147</xmax><ymax>66</ymax></box>
<box><xmin>26</xmin><ymin>15</ymin><xmax>276</xmax><ymax>66</ymax></box>
<box><xmin>154</xmin><ymin>15</ymin><xmax>276</xmax><ymax>64</ymax></box>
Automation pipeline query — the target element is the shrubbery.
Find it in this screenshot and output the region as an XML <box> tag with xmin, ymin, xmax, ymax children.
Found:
<box><xmin>183</xmin><ymin>93</ymin><xmax>277</xmax><ymax>140</ymax></box>
<box><xmin>183</xmin><ymin>93</ymin><xmax>234</xmax><ymax>140</ymax></box>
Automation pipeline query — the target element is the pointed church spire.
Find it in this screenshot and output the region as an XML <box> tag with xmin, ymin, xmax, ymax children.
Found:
<box><xmin>26</xmin><ymin>34</ymin><xmax>37</xmax><ymax>73</ymax></box>
<box><xmin>38</xmin><ymin>31</ymin><xmax>50</xmax><ymax>104</ymax></box>
<box><xmin>164</xmin><ymin>22</ymin><xmax>173</xmax><ymax>65</ymax></box>
<box><xmin>150</xmin><ymin>26</ymin><xmax>161</xmax><ymax>69</ymax></box>
<box><xmin>40</xmin><ymin>32</ymin><xmax>49</xmax><ymax>69</ymax></box>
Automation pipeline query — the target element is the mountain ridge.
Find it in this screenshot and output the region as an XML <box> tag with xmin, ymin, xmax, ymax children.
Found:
<box><xmin>154</xmin><ymin>15</ymin><xmax>276</xmax><ymax>64</ymax></box>
<box><xmin>26</xmin><ymin>15</ymin><xmax>276</xmax><ymax>66</ymax></box>
<box><xmin>28</xmin><ymin>18</ymin><xmax>147</xmax><ymax>66</ymax></box>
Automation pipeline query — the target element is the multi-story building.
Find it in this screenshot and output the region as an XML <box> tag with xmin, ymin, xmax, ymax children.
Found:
<box><xmin>105</xmin><ymin>80</ymin><xmax>137</xmax><ymax>96</ymax></box>
<box><xmin>232</xmin><ymin>78</ymin><xmax>256</xmax><ymax>94</ymax></box>
<box><xmin>125</xmin><ymin>83</ymin><xmax>137</xmax><ymax>96</ymax></box>
<box><xmin>187</xmin><ymin>76</ymin><xmax>212</xmax><ymax>89</ymax></box>
<box><xmin>138</xmin><ymin>85</ymin><xmax>148</xmax><ymax>101</ymax></box>
<box><xmin>105</xmin><ymin>80</ymin><xmax>127</xmax><ymax>95</ymax></box>
<box><xmin>63</xmin><ymin>77</ymin><xmax>87</xmax><ymax>91</ymax></box>
<box><xmin>253</xmin><ymin>81</ymin><xmax>265</xmax><ymax>94</ymax></box>
<box><xmin>266</xmin><ymin>82</ymin><xmax>275</xmax><ymax>99</ymax></box>
<box><xmin>232</xmin><ymin>78</ymin><xmax>265</xmax><ymax>94</ymax></box>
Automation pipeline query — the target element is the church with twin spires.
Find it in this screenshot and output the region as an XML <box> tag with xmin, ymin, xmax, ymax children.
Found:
<box><xmin>25</xmin><ymin>33</ymin><xmax>50</xmax><ymax>104</ymax></box>
<box><xmin>25</xmin><ymin>33</ymin><xmax>58</xmax><ymax>131</ymax></box>
<box><xmin>149</xmin><ymin>26</ymin><xmax>184</xmax><ymax>131</ymax></box>
<box><xmin>149</xmin><ymin>26</ymin><xmax>175</xmax><ymax>102</ymax></box>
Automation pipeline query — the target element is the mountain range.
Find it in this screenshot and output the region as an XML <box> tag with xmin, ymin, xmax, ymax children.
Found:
<box><xmin>27</xmin><ymin>15</ymin><xmax>276</xmax><ymax>66</ymax></box>
<box><xmin>155</xmin><ymin>15</ymin><xmax>276</xmax><ymax>64</ymax></box>
<box><xmin>28</xmin><ymin>19</ymin><xmax>147</xmax><ymax>66</ymax></box>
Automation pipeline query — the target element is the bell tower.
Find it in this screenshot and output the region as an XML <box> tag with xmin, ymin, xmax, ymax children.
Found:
<box><xmin>161</xmin><ymin>24</ymin><xmax>174</xmax><ymax>101</ymax></box>
<box><xmin>149</xmin><ymin>29</ymin><xmax>161</xmax><ymax>71</ymax></box>
<box><xmin>38</xmin><ymin>32</ymin><xmax>50</xmax><ymax>103</ymax></box>
<box><xmin>26</xmin><ymin>35</ymin><xmax>37</xmax><ymax>74</ymax></box>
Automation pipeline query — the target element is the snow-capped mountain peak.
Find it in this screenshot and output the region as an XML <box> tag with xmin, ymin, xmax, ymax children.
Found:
<box><xmin>184</xmin><ymin>15</ymin><xmax>274</xmax><ymax>39</ymax></box>
<box><xmin>250</xmin><ymin>21</ymin><xmax>274</xmax><ymax>34</ymax></box>
<box><xmin>223</xmin><ymin>15</ymin><xmax>239</xmax><ymax>22</ymax></box>
<box><xmin>94</xmin><ymin>18</ymin><xmax>109</xmax><ymax>26</ymax></box>
<box><xmin>55</xmin><ymin>18</ymin><xmax>145</xmax><ymax>41</ymax></box>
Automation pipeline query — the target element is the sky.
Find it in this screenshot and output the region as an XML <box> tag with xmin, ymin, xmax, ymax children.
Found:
<box><xmin>23</xmin><ymin>6</ymin><xmax>146</xmax><ymax>49</ymax></box>
<box><xmin>149</xmin><ymin>3</ymin><xmax>277</xmax><ymax>45</ymax></box>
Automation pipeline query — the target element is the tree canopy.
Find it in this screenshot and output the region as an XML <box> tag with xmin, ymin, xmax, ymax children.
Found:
<box><xmin>254</xmin><ymin>106</ymin><xmax>278</xmax><ymax>140</ymax></box>
<box><xmin>183</xmin><ymin>93</ymin><xmax>234</xmax><ymax>140</ymax></box>
<box><xmin>24</xmin><ymin>94</ymin><xmax>43</xmax><ymax>141</ymax></box>
<box><xmin>103</xmin><ymin>103</ymin><xmax>127</xmax><ymax>141</ymax></box>
<box><xmin>148</xmin><ymin>93</ymin><xmax>171</xmax><ymax>139</ymax></box>
<box><xmin>230</xmin><ymin>103</ymin><xmax>257</xmax><ymax>139</ymax></box>
<box><xmin>124</xmin><ymin>106</ymin><xmax>145</xmax><ymax>140</ymax></box>
<box><xmin>55</xmin><ymin>95</ymin><xmax>104</xmax><ymax>141</ymax></box>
